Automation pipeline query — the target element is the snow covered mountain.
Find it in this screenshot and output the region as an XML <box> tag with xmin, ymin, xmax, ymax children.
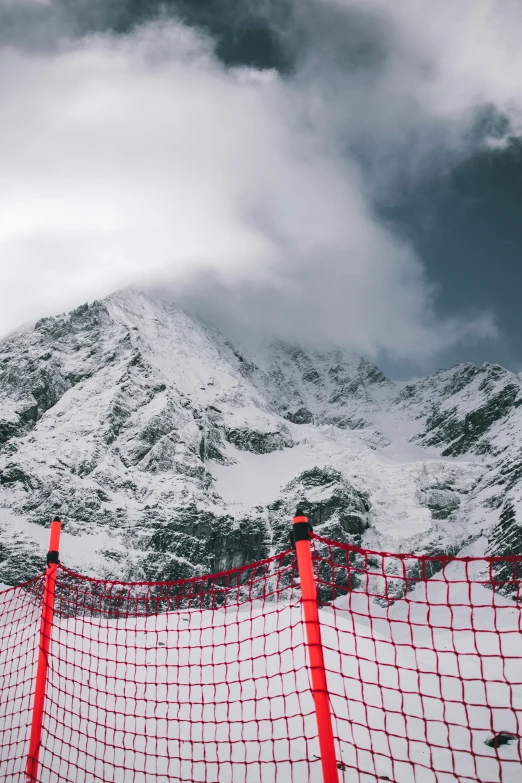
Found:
<box><xmin>0</xmin><ymin>289</ymin><xmax>521</xmax><ymax>590</ymax></box>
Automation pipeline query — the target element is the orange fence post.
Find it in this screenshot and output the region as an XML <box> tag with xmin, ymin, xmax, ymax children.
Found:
<box><xmin>26</xmin><ymin>516</ymin><xmax>61</xmax><ymax>783</ymax></box>
<box><xmin>293</xmin><ymin>511</ymin><xmax>339</xmax><ymax>783</ymax></box>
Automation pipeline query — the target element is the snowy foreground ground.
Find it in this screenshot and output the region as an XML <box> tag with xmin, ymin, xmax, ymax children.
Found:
<box><xmin>1</xmin><ymin>562</ymin><xmax>521</xmax><ymax>783</ymax></box>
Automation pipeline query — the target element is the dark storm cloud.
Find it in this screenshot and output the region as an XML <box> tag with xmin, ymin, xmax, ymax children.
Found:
<box><xmin>0</xmin><ymin>0</ymin><xmax>294</xmax><ymax>68</ymax></box>
<box><xmin>2</xmin><ymin>0</ymin><xmax>521</xmax><ymax>367</ymax></box>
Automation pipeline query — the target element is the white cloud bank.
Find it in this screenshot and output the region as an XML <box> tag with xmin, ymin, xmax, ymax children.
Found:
<box><xmin>1</xmin><ymin>0</ymin><xmax>521</xmax><ymax>359</ymax></box>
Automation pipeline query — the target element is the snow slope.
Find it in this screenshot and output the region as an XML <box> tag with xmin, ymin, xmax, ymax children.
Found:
<box><xmin>0</xmin><ymin>288</ymin><xmax>521</xmax><ymax>585</ymax></box>
<box><xmin>1</xmin><ymin>558</ymin><xmax>520</xmax><ymax>783</ymax></box>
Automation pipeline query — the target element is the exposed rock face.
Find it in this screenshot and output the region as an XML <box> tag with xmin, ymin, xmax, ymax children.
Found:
<box><xmin>487</xmin><ymin>501</ymin><xmax>522</xmax><ymax>597</ymax></box>
<box><xmin>397</xmin><ymin>363</ymin><xmax>522</xmax><ymax>457</ymax></box>
<box><xmin>224</xmin><ymin>425</ymin><xmax>295</xmax><ymax>454</ymax></box>
<box><xmin>268</xmin><ymin>467</ymin><xmax>370</xmax><ymax>547</ymax></box>
<box><xmin>0</xmin><ymin>288</ymin><xmax>521</xmax><ymax>593</ymax></box>
<box><xmin>252</xmin><ymin>344</ymin><xmax>393</xmax><ymax>449</ymax></box>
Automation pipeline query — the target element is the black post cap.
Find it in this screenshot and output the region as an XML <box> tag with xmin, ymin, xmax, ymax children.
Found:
<box><xmin>292</xmin><ymin>508</ymin><xmax>310</xmax><ymax>542</ymax></box>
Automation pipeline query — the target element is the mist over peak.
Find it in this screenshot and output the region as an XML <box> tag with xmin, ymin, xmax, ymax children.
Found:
<box><xmin>1</xmin><ymin>0</ymin><xmax>520</xmax><ymax>373</ymax></box>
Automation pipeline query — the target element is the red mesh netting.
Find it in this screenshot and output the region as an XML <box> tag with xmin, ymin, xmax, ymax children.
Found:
<box><xmin>0</xmin><ymin>575</ymin><xmax>45</xmax><ymax>781</ymax></box>
<box><xmin>311</xmin><ymin>533</ymin><xmax>522</xmax><ymax>783</ymax></box>
<box><xmin>0</xmin><ymin>536</ymin><xmax>521</xmax><ymax>782</ymax></box>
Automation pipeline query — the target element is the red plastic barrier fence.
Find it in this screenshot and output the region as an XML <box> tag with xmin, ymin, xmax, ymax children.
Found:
<box><xmin>311</xmin><ymin>533</ymin><xmax>522</xmax><ymax>783</ymax></box>
<box><xmin>0</xmin><ymin>519</ymin><xmax>521</xmax><ymax>783</ymax></box>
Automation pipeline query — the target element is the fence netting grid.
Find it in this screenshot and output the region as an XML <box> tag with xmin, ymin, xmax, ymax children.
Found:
<box><xmin>39</xmin><ymin>551</ymin><xmax>318</xmax><ymax>783</ymax></box>
<box><xmin>0</xmin><ymin>575</ymin><xmax>44</xmax><ymax>782</ymax></box>
<box><xmin>0</xmin><ymin>538</ymin><xmax>521</xmax><ymax>783</ymax></box>
<box><xmin>311</xmin><ymin>533</ymin><xmax>522</xmax><ymax>783</ymax></box>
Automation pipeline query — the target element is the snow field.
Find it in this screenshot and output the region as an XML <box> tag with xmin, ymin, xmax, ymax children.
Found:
<box><xmin>1</xmin><ymin>562</ymin><xmax>521</xmax><ymax>783</ymax></box>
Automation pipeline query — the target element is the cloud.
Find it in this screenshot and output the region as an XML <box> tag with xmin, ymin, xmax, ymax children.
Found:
<box><xmin>0</xmin><ymin>1</ymin><xmax>514</xmax><ymax>361</ymax></box>
<box><xmin>288</xmin><ymin>0</ymin><xmax>522</xmax><ymax>188</ymax></box>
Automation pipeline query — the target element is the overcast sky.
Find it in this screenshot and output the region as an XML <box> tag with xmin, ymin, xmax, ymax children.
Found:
<box><xmin>1</xmin><ymin>0</ymin><xmax>521</xmax><ymax>377</ymax></box>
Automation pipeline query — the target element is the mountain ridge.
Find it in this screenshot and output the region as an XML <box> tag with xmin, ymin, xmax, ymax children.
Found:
<box><xmin>0</xmin><ymin>288</ymin><xmax>520</xmax><ymax>595</ymax></box>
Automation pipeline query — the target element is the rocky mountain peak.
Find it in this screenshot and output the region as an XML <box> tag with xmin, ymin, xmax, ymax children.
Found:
<box><xmin>0</xmin><ymin>288</ymin><xmax>520</xmax><ymax>597</ymax></box>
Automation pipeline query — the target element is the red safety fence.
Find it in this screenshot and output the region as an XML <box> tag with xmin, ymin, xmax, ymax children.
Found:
<box><xmin>0</xmin><ymin>523</ymin><xmax>521</xmax><ymax>783</ymax></box>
